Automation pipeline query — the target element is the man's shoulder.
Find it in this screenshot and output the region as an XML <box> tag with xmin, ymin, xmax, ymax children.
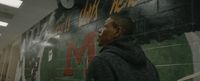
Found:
<box><xmin>95</xmin><ymin>52</ymin><xmax>124</xmax><ymax>64</ymax></box>
<box><xmin>97</xmin><ymin>52</ymin><xmax>117</xmax><ymax>59</ymax></box>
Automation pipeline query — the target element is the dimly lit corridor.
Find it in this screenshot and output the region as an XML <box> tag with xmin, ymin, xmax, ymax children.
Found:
<box><xmin>0</xmin><ymin>0</ymin><xmax>199</xmax><ymax>81</ymax></box>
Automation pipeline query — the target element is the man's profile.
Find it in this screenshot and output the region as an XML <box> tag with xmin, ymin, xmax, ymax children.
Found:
<box><xmin>86</xmin><ymin>15</ymin><xmax>159</xmax><ymax>81</ymax></box>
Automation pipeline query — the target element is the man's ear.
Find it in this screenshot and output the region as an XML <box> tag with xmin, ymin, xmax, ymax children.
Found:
<box><xmin>113</xmin><ymin>26</ymin><xmax>122</xmax><ymax>38</ymax></box>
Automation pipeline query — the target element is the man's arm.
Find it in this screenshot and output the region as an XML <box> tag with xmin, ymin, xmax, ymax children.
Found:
<box><xmin>86</xmin><ymin>56</ymin><xmax>117</xmax><ymax>81</ymax></box>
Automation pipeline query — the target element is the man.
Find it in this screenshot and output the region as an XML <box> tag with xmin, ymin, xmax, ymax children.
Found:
<box><xmin>86</xmin><ymin>15</ymin><xmax>159</xmax><ymax>81</ymax></box>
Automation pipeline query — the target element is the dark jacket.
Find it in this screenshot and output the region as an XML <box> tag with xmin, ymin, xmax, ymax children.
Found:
<box><xmin>86</xmin><ymin>35</ymin><xmax>159</xmax><ymax>81</ymax></box>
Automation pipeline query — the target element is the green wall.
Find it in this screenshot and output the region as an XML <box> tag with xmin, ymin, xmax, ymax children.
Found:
<box><xmin>144</xmin><ymin>35</ymin><xmax>193</xmax><ymax>81</ymax></box>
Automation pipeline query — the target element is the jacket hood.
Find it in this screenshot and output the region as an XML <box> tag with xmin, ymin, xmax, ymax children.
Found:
<box><xmin>100</xmin><ymin>35</ymin><xmax>147</xmax><ymax>66</ymax></box>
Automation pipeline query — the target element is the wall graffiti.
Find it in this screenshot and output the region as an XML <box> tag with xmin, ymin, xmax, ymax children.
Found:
<box><xmin>78</xmin><ymin>0</ymin><xmax>138</xmax><ymax>27</ymax></box>
<box><xmin>55</xmin><ymin>16</ymin><xmax>71</xmax><ymax>33</ymax></box>
<box><xmin>79</xmin><ymin>0</ymin><xmax>101</xmax><ymax>27</ymax></box>
<box><xmin>64</xmin><ymin>32</ymin><xmax>97</xmax><ymax>76</ymax></box>
<box><xmin>17</xmin><ymin>0</ymin><xmax>140</xmax><ymax>81</ymax></box>
<box><xmin>109</xmin><ymin>0</ymin><xmax>138</xmax><ymax>15</ymax></box>
<box><xmin>17</xmin><ymin>0</ymin><xmax>141</xmax><ymax>81</ymax></box>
